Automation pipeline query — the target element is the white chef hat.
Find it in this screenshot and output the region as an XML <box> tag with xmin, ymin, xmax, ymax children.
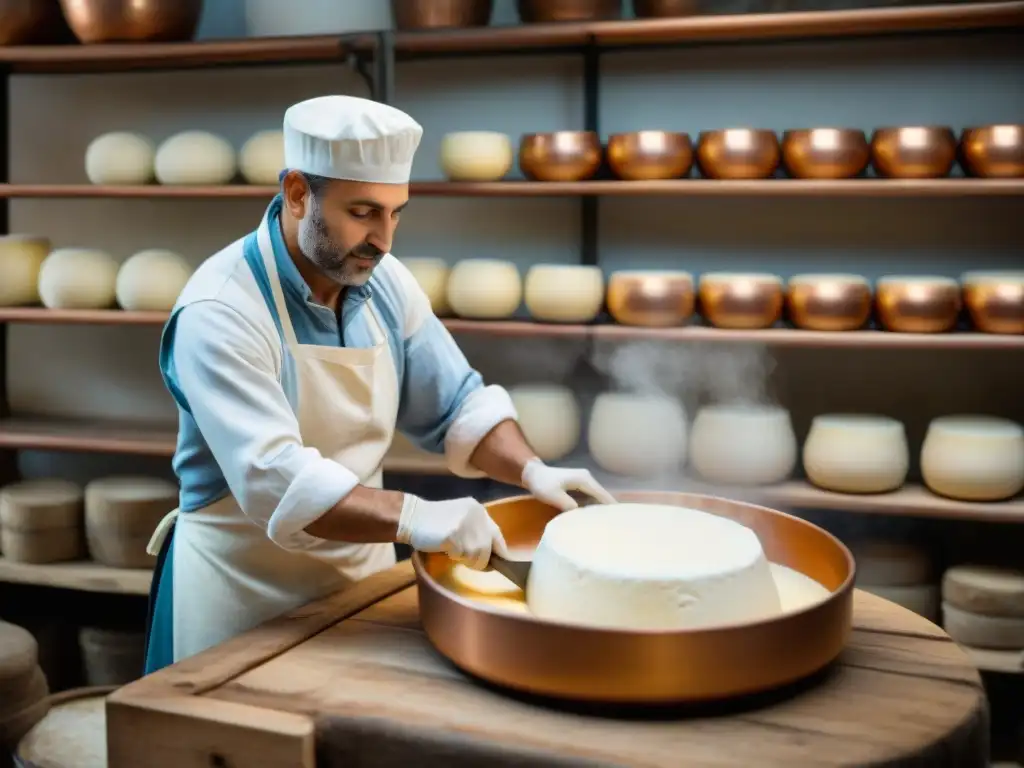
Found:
<box><xmin>283</xmin><ymin>95</ymin><xmax>423</xmax><ymax>185</ymax></box>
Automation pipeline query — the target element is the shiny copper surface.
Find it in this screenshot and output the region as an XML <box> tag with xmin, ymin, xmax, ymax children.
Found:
<box><xmin>59</xmin><ymin>0</ymin><xmax>201</xmax><ymax>43</ymax></box>
<box><xmin>696</xmin><ymin>129</ymin><xmax>780</xmax><ymax>180</ymax></box>
<box><xmin>870</xmin><ymin>126</ymin><xmax>957</xmax><ymax>179</ymax></box>
<box><xmin>0</xmin><ymin>0</ymin><xmax>72</xmax><ymax>45</ymax></box>
<box><xmin>519</xmin><ymin>131</ymin><xmax>602</xmax><ymax>182</ymax></box>
<box><xmin>392</xmin><ymin>0</ymin><xmax>494</xmax><ymax>29</ymax></box>
<box><xmin>606</xmin><ymin>270</ymin><xmax>695</xmax><ymax>327</ymax></box>
<box><xmin>699</xmin><ymin>272</ymin><xmax>784</xmax><ymax>329</ymax></box>
<box><xmin>414</xmin><ymin>492</ymin><xmax>855</xmax><ymax>704</ymax></box>
<box><xmin>606</xmin><ymin>131</ymin><xmax>693</xmax><ymax>181</ymax></box>
<box><xmin>962</xmin><ymin>272</ymin><xmax>1024</xmax><ymax>335</ymax></box>
<box><xmin>517</xmin><ymin>0</ymin><xmax>622</xmax><ymax>22</ymax></box>
<box><xmin>960</xmin><ymin>125</ymin><xmax>1024</xmax><ymax>178</ymax></box>
<box><xmin>876</xmin><ymin>276</ymin><xmax>962</xmax><ymax>334</ymax></box>
<box><xmin>786</xmin><ymin>273</ymin><xmax>872</xmax><ymax>332</ymax></box>
<box><xmin>632</xmin><ymin>0</ymin><xmax>701</xmax><ymax>17</ymax></box>
<box><xmin>782</xmin><ymin>128</ymin><xmax>870</xmax><ymax>180</ymax></box>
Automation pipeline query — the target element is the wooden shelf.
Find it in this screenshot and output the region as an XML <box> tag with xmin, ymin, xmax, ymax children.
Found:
<box><xmin>0</xmin><ymin>557</ymin><xmax>152</xmax><ymax>595</ymax></box>
<box><xmin>0</xmin><ymin>417</ymin><xmax>177</xmax><ymax>457</ymax></box>
<box><xmin>0</xmin><ymin>307</ymin><xmax>170</xmax><ymax>325</ymax></box>
<box><xmin>2</xmin><ymin>179</ymin><xmax>1022</xmax><ymax>199</ymax></box>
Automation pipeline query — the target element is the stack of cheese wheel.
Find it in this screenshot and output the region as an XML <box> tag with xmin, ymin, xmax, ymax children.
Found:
<box><xmin>84</xmin><ymin>476</ymin><xmax>178</xmax><ymax>569</ymax></box>
<box><xmin>852</xmin><ymin>540</ymin><xmax>938</xmax><ymax>623</ymax></box>
<box><xmin>38</xmin><ymin>249</ymin><xmax>119</xmax><ymax>310</ymax></box>
<box><xmin>239</xmin><ymin>130</ymin><xmax>285</xmax><ymax>185</ymax></box>
<box><xmin>0</xmin><ymin>621</ymin><xmax>50</xmax><ymax>748</ymax></box>
<box><xmin>689</xmin><ymin>404</ymin><xmax>797</xmax><ymax>486</ymax></box>
<box><xmin>447</xmin><ymin>259</ymin><xmax>522</xmax><ymax>319</ymax></box>
<box><xmin>84</xmin><ymin>131</ymin><xmax>156</xmax><ymax>185</ymax></box>
<box><xmin>942</xmin><ymin>565</ymin><xmax>1024</xmax><ymax>661</ymax></box>
<box><xmin>0</xmin><ymin>480</ymin><xmax>85</xmax><ymax>564</ymax></box>
<box><xmin>588</xmin><ymin>393</ymin><xmax>688</xmax><ymax>477</ymax></box>
<box><xmin>0</xmin><ymin>235</ymin><xmax>51</xmax><ymax>307</ymax></box>
<box><xmin>803</xmin><ymin>414</ymin><xmax>909</xmax><ymax>493</ymax></box>
<box><xmin>402</xmin><ymin>258</ymin><xmax>450</xmax><ymax>316</ymax></box>
<box><xmin>523</xmin><ymin>264</ymin><xmax>604</xmax><ymax>323</ymax></box>
<box><xmin>439</xmin><ymin>131</ymin><xmax>514</xmax><ymax>182</ymax></box>
<box><xmin>921</xmin><ymin>415</ymin><xmax>1024</xmax><ymax>502</ymax></box>
<box><xmin>155</xmin><ymin>131</ymin><xmax>237</xmax><ymax>186</ymax></box>
<box><xmin>116</xmin><ymin>249</ymin><xmax>193</xmax><ymax>312</ymax></box>
<box><xmin>509</xmin><ymin>384</ymin><xmax>581</xmax><ymax>462</ymax></box>
<box><xmin>78</xmin><ymin>627</ymin><xmax>146</xmax><ymax>686</ymax></box>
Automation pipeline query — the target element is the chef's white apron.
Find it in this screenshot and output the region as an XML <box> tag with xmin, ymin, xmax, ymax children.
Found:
<box><xmin>147</xmin><ymin>215</ymin><xmax>399</xmax><ymax>663</ymax></box>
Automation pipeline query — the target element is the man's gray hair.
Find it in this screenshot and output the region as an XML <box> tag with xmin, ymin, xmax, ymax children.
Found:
<box><xmin>279</xmin><ymin>169</ymin><xmax>333</xmax><ymax>199</ymax></box>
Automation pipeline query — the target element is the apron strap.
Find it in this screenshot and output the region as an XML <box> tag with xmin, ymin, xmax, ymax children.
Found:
<box><xmin>257</xmin><ymin>217</ymin><xmax>302</xmax><ymax>351</ymax></box>
<box><xmin>147</xmin><ymin>509</ymin><xmax>180</xmax><ymax>556</ymax></box>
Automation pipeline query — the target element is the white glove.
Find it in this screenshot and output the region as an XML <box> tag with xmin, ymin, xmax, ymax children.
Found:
<box><xmin>521</xmin><ymin>458</ymin><xmax>616</xmax><ymax>511</ymax></box>
<box><xmin>396</xmin><ymin>495</ymin><xmax>508</xmax><ymax>571</ymax></box>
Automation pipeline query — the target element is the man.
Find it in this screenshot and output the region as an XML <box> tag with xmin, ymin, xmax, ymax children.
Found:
<box><xmin>143</xmin><ymin>95</ymin><xmax>614</xmax><ymax>674</ymax></box>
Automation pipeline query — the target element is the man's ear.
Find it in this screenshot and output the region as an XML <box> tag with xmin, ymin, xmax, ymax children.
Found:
<box><xmin>281</xmin><ymin>171</ymin><xmax>310</xmax><ymax>219</ymax></box>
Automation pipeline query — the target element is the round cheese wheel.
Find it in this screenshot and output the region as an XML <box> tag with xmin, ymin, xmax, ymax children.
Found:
<box><xmin>587</xmin><ymin>393</ymin><xmax>687</xmax><ymax>477</ymax></box>
<box><xmin>689</xmin><ymin>404</ymin><xmax>797</xmax><ymax>486</ymax></box>
<box><xmin>401</xmin><ymin>258</ymin><xmax>450</xmax><ymax>316</ymax></box>
<box><xmin>850</xmin><ymin>540</ymin><xmax>932</xmax><ymax>587</ymax></box>
<box><xmin>447</xmin><ymin>259</ymin><xmax>522</xmax><ymax>319</ymax></box>
<box><xmin>0</xmin><ymin>479</ymin><xmax>82</xmax><ymax>531</ymax></box>
<box><xmin>920</xmin><ymin>415</ymin><xmax>1024</xmax><ymax>502</ymax></box>
<box><xmin>802</xmin><ymin>414</ymin><xmax>909</xmax><ymax>493</ymax></box>
<box><xmin>0</xmin><ymin>622</ymin><xmax>38</xmax><ymax>682</ymax></box>
<box><xmin>154</xmin><ymin>131</ymin><xmax>236</xmax><ymax>186</ymax></box>
<box><xmin>862</xmin><ymin>584</ymin><xmax>939</xmax><ymax>622</ymax></box>
<box><xmin>239</xmin><ymin>130</ymin><xmax>284</xmax><ymax>185</ymax></box>
<box><xmin>509</xmin><ymin>384</ymin><xmax>581</xmax><ymax>462</ymax></box>
<box><xmin>115</xmin><ymin>249</ymin><xmax>192</xmax><ymax>311</ymax></box>
<box><xmin>0</xmin><ymin>235</ymin><xmax>50</xmax><ymax>307</ymax></box>
<box><xmin>942</xmin><ymin>565</ymin><xmax>1024</xmax><ymax>618</ymax></box>
<box><xmin>37</xmin><ymin>249</ymin><xmax>118</xmax><ymax>310</ymax></box>
<box><xmin>84</xmin><ymin>132</ymin><xmax>155</xmax><ymax>185</ymax></box>
<box><xmin>527</xmin><ymin>503</ymin><xmax>782</xmax><ymax>630</ymax></box>
<box><xmin>14</xmin><ymin>689</ymin><xmax>108</xmax><ymax>768</ymax></box>
<box><xmin>84</xmin><ymin>476</ymin><xmax>178</xmax><ymax>569</ymax></box>
<box><xmin>439</xmin><ymin>131</ymin><xmax>513</xmax><ymax>182</ymax></box>
<box><xmin>942</xmin><ymin>602</ymin><xmax>1024</xmax><ymax>649</ymax></box>
<box><xmin>523</xmin><ymin>264</ymin><xmax>604</xmax><ymax>323</ymax></box>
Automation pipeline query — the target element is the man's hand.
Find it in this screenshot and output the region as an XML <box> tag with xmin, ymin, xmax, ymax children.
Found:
<box><xmin>522</xmin><ymin>459</ymin><xmax>616</xmax><ymax>511</ymax></box>
<box><xmin>396</xmin><ymin>495</ymin><xmax>507</xmax><ymax>570</ymax></box>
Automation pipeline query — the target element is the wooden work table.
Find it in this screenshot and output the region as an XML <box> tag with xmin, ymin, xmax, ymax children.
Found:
<box><xmin>107</xmin><ymin>561</ymin><xmax>989</xmax><ymax>768</ymax></box>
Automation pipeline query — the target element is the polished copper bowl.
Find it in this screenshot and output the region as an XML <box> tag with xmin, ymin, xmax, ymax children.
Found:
<box><xmin>960</xmin><ymin>125</ymin><xmax>1024</xmax><ymax>178</ymax></box>
<box><xmin>786</xmin><ymin>273</ymin><xmax>872</xmax><ymax>332</ymax></box>
<box><xmin>606</xmin><ymin>131</ymin><xmax>693</xmax><ymax>181</ymax></box>
<box><xmin>696</xmin><ymin>129</ymin><xmax>780</xmax><ymax>180</ymax></box>
<box><xmin>632</xmin><ymin>0</ymin><xmax>701</xmax><ymax>16</ymax></box>
<box><xmin>0</xmin><ymin>0</ymin><xmax>73</xmax><ymax>45</ymax></box>
<box><xmin>606</xmin><ymin>270</ymin><xmax>695</xmax><ymax>327</ymax></box>
<box><xmin>876</xmin><ymin>275</ymin><xmax>962</xmax><ymax>334</ymax></box>
<box><xmin>519</xmin><ymin>131</ymin><xmax>602</xmax><ymax>182</ymax></box>
<box><xmin>517</xmin><ymin>0</ymin><xmax>622</xmax><ymax>22</ymax></box>
<box><xmin>391</xmin><ymin>0</ymin><xmax>494</xmax><ymax>29</ymax></box>
<box><xmin>782</xmin><ymin>128</ymin><xmax>870</xmax><ymax>180</ymax></box>
<box><xmin>870</xmin><ymin>126</ymin><xmax>957</xmax><ymax>179</ymax></box>
<box><xmin>414</xmin><ymin>492</ymin><xmax>855</xmax><ymax>703</ymax></box>
<box><xmin>961</xmin><ymin>271</ymin><xmax>1024</xmax><ymax>335</ymax></box>
<box><xmin>699</xmin><ymin>272</ymin><xmax>784</xmax><ymax>329</ymax></box>
<box><xmin>59</xmin><ymin>0</ymin><xmax>201</xmax><ymax>43</ymax></box>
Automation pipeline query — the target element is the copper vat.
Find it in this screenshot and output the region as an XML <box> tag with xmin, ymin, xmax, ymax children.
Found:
<box><xmin>519</xmin><ymin>131</ymin><xmax>602</xmax><ymax>182</ymax></box>
<box><xmin>960</xmin><ymin>124</ymin><xmax>1024</xmax><ymax>178</ymax></box>
<box><xmin>876</xmin><ymin>275</ymin><xmax>962</xmax><ymax>334</ymax></box>
<box><xmin>786</xmin><ymin>273</ymin><xmax>872</xmax><ymax>332</ymax></box>
<box><xmin>391</xmin><ymin>0</ymin><xmax>494</xmax><ymax>29</ymax></box>
<box><xmin>632</xmin><ymin>0</ymin><xmax>701</xmax><ymax>16</ymax></box>
<box><xmin>606</xmin><ymin>131</ymin><xmax>693</xmax><ymax>181</ymax></box>
<box><xmin>699</xmin><ymin>272</ymin><xmax>784</xmax><ymax>329</ymax></box>
<box><xmin>0</xmin><ymin>0</ymin><xmax>73</xmax><ymax>45</ymax></box>
<box><xmin>782</xmin><ymin>128</ymin><xmax>870</xmax><ymax>180</ymax></box>
<box><xmin>59</xmin><ymin>0</ymin><xmax>201</xmax><ymax>43</ymax></box>
<box><xmin>961</xmin><ymin>271</ymin><xmax>1024</xmax><ymax>335</ymax></box>
<box><xmin>696</xmin><ymin>129</ymin><xmax>780</xmax><ymax>180</ymax></box>
<box><xmin>517</xmin><ymin>0</ymin><xmax>622</xmax><ymax>22</ymax></box>
<box><xmin>414</xmin><ymin>492</ymin><xmax>855</xmax><ymax>703</ymax></box>
<box><xmin>606</xmin><ymin>270</ymin><xmax>695</xmax><ymax>326</ymax></box>
<box><xmin>870</xmin><ymin>126</ymin><xmax>957</xmax><ymax>179</ymax></box>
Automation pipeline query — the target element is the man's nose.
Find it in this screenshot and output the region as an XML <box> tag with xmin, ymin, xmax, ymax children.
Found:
<box><xmin>366</xmin><ymin>219</ymin><xmax>395</xmax><ymax>255</ymax></box>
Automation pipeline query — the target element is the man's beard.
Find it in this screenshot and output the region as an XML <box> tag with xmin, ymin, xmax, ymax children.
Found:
<box><xmin>298</xmin><ymin>198</ymin><xmax>382</xmax><ymax>287</ymax></box>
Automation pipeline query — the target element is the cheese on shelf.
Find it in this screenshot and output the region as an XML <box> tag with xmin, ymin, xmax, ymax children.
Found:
<box><xmin>84</xmin><ymin>132</ymin><xmax>155</xmax><ymax>185</ymax></box>
<box><xmin>509</xmin><ymin>384</ymin><xmax>581</xmax><ymax>463</ymax></box>
<box><xmin>587</xmin><ymin>393</ymin><xmax>687</xmax><ymax>477</ymax></box>
<box><xmin>862</xmin><ymin>584</ymin><xmax>939</xmax><ymax>622</ymax></box>
<box><xmin>942</xmin><ymin>602</ymin><xmax>1024</xmax><ymax>650</ymax></box>
<box><xmin>115</xmin><ymin>249</ymin><xmax>193</xmax><ymax>312</ymax></box>
<box><xmin>84</xmin><ymin>476</ymin><xmax>178</xmax><ymax>569</ymax></box>
<box><xmin>802</xmin><ymin>414</ymin><xmax>909</xmax><ymax>493</ymax></box>
<box><xmin>850</xmin><ymin>540</ymin><xmax>932</xmax><ymax>587</ymax></box>
<box><xmin>0</xmin><ymin>479</ymin><xmax>85</xmax><ymax>565</ymax></box>
<box><xmin>401</xmin><ymin>258</ymin><xmax>450</xmax><ymax>316</ymax></box>
<box><xmin>523</xmin><ymin>264</ymin><xmax>604</xmax><ymax>323</ymax></box>
<box><xmin>527</xmin><ymin>503</ymin><xmax>783</xmax><ymax>630</ymax></box>
<box><xmin>447</xmin><ymin>259</ymin><xmax>522</xmax><ymax>319</ymax></box>
<box><xmin>439</xmin><ymin>131</ymin><xmax>513</xmax><ymax>182</ymax></box>
<box><xmin>0</xmin><ymin>235</ymin><xmax>50</xmax><ymax>307</ymax></box>
<box><xmin>37</xmin><ymin>249</ymin><xmax>118</xmax><ymax>310</ymax></box>
<box><xmin>239</xmin><ymin>130</ymin><xmax>285</xmax><ymax>185</ymax></box>
<box><xmin>689</xmin><ymin>404</ymin><xmax>797</xmax><ymax>486</ymax></box>
<box><xmin>920</xmin><ymin>415</ymin><xmax>1024</xmax><ymax>502</ymax></box>
<box><xmin>154</xmin><ymin>131</ymin><xmax>236</xmax><ymax>186</ymax></box>
<box><xmin>942</xmin><ymin>565</ymin><xmax>1024</xmax><ymax>619</ymax></box>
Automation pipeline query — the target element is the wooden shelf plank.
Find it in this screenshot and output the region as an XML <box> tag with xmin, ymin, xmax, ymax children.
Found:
<box><xmin>0</xmin><ymin>184</ymin><xmax>276</xmax><ymax>198</ymax></box>
<box><xmin>0</xmin><ymin>308</ymin><xmax>170</xmax><ymax>325</ymax></box>
<box><xmin>0</xmin><ymin>557</ymin><xmax>152</xmax><ymax>595</ymax></box>
<box><xmin>0</xmin><ymin>417</ymin><xmax>177</xmax><ymax>456</ymax></box>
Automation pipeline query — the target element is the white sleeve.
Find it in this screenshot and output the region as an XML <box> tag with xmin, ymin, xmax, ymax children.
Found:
<box><xmin>171</xmin><ymin>300</ymin><xmax>359</xmax><ymax>550</ymax></box>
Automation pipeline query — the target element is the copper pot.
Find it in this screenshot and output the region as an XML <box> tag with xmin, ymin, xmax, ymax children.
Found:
<box><xmin>516</xmin><ymin>0</ymin><xmax>622</xmax><ymax>23</ymax></box>
<box><xmin>696</xmin><ymin>129</ymin><xmax>780</xmax><ymax>180</ymax></box>
<box><xmin>606</xmin><ymin>131</ymin><xmax>693</xmax><ymax>181</ymax></box>
<box><xmin>699</xmin><ymin>272</ymin><xmax>784</xmax><ymax>329</ymax></box>
<box><xmin>0</xmin><ymin>0</ymin><xmax>73</xmax><ymax>45</ymax></box>
<box><xmin>519</xmin><ymin>132</ymin><xmax>602</xmax><ymax>182</ymax></box>
<box><xmin>875</xmin><ymin>275</ymin><xmax>962</xmax><ymax>334</ymax></box>
<box><xmin>606</xmin><ymin>270</ymin><xmax>695</xmax><ymax>327</ymax></box>
<box><xmin>58</xmin><ymin>0</ymin><xmax>201</xmax><ymax>43</ymax></box>
<box><xmin>961</xmin><ymin>271</ymin><xmax>1024</xmax><ymax>335</ymax></box>
<box><xmin>786</xmin><ymin>273</ymin><xmax>872</xmax><ymax>332</ymax></box>
<box><xmin>782</xmin><ymin>128</ymin><xmax>870</xmax><ymax>180</ymax></box>
<box><xmin>632</xmin><ymin>0</ymin><xmax>701</xmax><ymax>16</ymax></box>
<box><xmin>960</xmin><ymin>125</ymin><xmax>1024</xmax><ymax>178</ymax></box>
<box><xmin>391</xmin><ymin>0</ymin><xmax>494</xmax><ymax>29</ymax></box>
<box><xmin>870</xmin><ymin>126</ymin><xmax>957</xmax><ymax>179</ymax></box>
